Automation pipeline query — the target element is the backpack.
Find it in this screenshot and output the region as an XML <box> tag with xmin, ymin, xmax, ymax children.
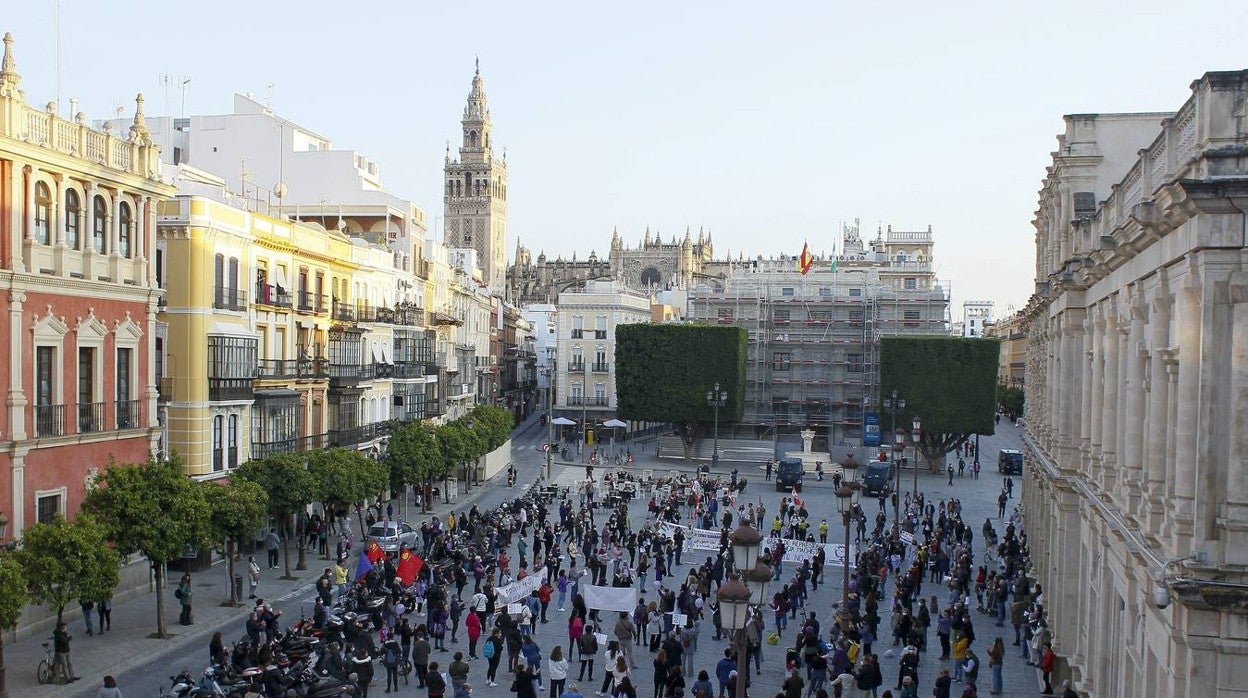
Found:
<box><xmin>385</xmin><ymin>646</ymin><xmax>398</xmax><ymax>667</ymax></box>
<box><xmin>484</xmin><ymin>638</ymin><xmax>497</xmax><ymax>659</ymax></box>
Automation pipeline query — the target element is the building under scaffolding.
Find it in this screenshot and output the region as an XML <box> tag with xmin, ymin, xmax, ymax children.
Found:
<box><xmin>687</xmin><ymin>223</ymin><xmax>950</xmax><ymax>451</ymax></box>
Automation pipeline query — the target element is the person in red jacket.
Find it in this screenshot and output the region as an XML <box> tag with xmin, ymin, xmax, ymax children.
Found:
<box><xmin>466</xmin><ymin>610</ymin><xmax>483</xmax><ymax>659</ymax></box>
<box><xmin>539</xmin><ymin>582</ymin><xmax>553</xmax><ymax>623</ymax></box>
<box><xmin>1040</xmin><ymin>642</ymin><xmax>1056</xmax><ymax>695</ymax></box>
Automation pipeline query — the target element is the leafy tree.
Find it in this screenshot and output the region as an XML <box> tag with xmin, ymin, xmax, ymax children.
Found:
<box><xmin>234</xmin><ymin>453</ymin><xmax>313</xmax><ymax>580</ymax></box>
<box><xmin>388</xmin><ymin>421</ymin><xmax>444</xmax><ymax>513</ymax></box>
<box><xmin>308</xmin><ymin>448</ymin><xmax>388</xmax><ymax>540</ymax></box>
<box><xmin>615</xmin><ymin>323</ymin><xmax>748</xmax><ymax>460</ymax></box>
<box><xmin>469</xmin><ymin>404</ymin><xmax>514</xmax><ymax>452</ymax></box>
<box><xmin>84</xmin><ymin>454</ymin><xmax>212</xmax><ymax>638</ymax></box>
<box><xmin>880</xmin><ymin>336</ymin><xmax>1000</xmax><ymax>472</ymax></box>
<box><xmin>14</xmin><ymin>514</ymin><xmax>120</xmax><ymax>624</ymax></box>
<box><xmin>436</xmin><ymin>423</ymin><xmax>469</xmax><ymax>502</ymax></box>
<box><xmin>204</xmin><ymin>480</ymin><xmax>268</xmax><ymax>604</ymax></box>
<box><xmin>997</xmin><ymin>384</ymin><xmax>1025</xmax><ymax>420</ymax></box>
<box><xmin>0</xmin><ymin>555</ymin><xmax>28</xmax><ymax>698</ymax></box>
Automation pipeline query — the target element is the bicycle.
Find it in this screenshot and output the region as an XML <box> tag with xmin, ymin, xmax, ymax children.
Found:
<box><xmin>36</xmin><ymin>642</ymin><xmax>54</xmax><ymax>684</ymax></box>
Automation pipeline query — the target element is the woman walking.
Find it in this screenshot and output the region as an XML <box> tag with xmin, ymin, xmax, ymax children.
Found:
<box><xmin>651</xmin><ymin>650</ymin><xmax>669</xmax><ymax>698</ymax></box>
<box><xmin>988</xmin><ymin>637</ymin><xmax>1005</xmax><ymax>695</ymax></box>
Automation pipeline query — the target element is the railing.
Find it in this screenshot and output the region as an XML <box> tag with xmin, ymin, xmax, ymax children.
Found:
<box><xmin>426</xmin><ymin>400</ymin><xmax>443</xmax><ymax>416</ymax></box>
<box><xmin>594</xmin><ymin>330</ymin><xmax>608</xmax><ymax>339</ymax></box>
<box><xmin>254</xmin><ymin>283</ymin><xmax>292</xmax><ymax>309</ymax></box>
<box><xmin>568</xmin><ymin>396</ymin><xmax>585</xmax><ymax>406</ymax></box>
<box><xmin>257</xmin><ymin>358</ymin><xmax>329</xmax><ymax>380</ymax></box>
<box><xmin>35</xmin><ymin>404</ymin><xmax>66</xmax><ymax>437</ymax></box>
<box><xmin>589</xmin><ymin>396</ymin><xmax>610</xmax><ymax>406</ymax></box>
<box><xmin>10</xmin><ymin>100</ymin><xmax>151</xmax><ymax>179</ymax></box>
<box><xmin>208</xmin><ymin>377</ymin><xmax>255</xmax><ymax>401</ymax></box>
<box><xmin>115</xmin><ymin>399</ymin><xmax>141</xmax><ymax>430</ymax></box>
<box><xmin>591</xmin><ymin>362</ymin><xmax>610</xmax><ymax>373</ymax></box>
<box><xmin>329</xmin><ymin>363</ymin><xmax>371</xmax><ymax>383</ymax></box>
<box><xmin>571</xmin><ymin>329</ymin><xmax>584</xmax><ymax>339</ymax></box>
<box><xmin>250</xmin><ymin>433</ymin><xmax>329</xmax><ymax>461</ymax></box>
<box><xmin>373</xmin><ymin>363</ymin><xmax>394</xmax><ymax>379</ymax></box>
<box><xmin>332</xmin><ymin>302</ymin><xmax>356</xmax><ymax>323</ymax></box>
<box><xmin>297</xmin><ymin>291</ymin><xmax>316</xmax><ymax>312</ymax></box>
<box><xmin>393</xmin><ymin>361</ymin><xmax>436</xmax><ymax>379</ymax></box>
<box><xmin>569</xmin><ymin>361</ymin><xmax>585</xmax><ymax>372</ymax></box>
<box><xmin>78</xmin><ymin>401</ymin><xmax>107</xmax><ymax>433</ymax></box>
<box><xmin>158</xmin><ymin>376</ymin><xmax>173</xmax><ymax>402</ymax></box>
<box><xmin>328</xmin><ymin>421</ymin><xmax>390</xmax><ymax>448</ymax></box>
<box><xmin>395</xmin><ymin>306</ymin><xmax>425</xmax><ymax>326</ymax></box>
<box><xmin>213</xmin><ymin>286</ymin><xmax>247</xmax><ymax>311</ymax></box>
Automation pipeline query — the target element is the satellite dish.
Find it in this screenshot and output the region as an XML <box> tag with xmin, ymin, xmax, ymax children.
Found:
<box><xmin>273</xmin><ymin>182</ymin><xmax>288</xmax><ymax>198</ymax></box>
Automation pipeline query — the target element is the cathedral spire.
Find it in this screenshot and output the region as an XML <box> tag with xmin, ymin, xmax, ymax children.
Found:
<box><xmin>0</xmin><ymin>32</ymin><xmax>20</xmax><ymax>91</ymax></box>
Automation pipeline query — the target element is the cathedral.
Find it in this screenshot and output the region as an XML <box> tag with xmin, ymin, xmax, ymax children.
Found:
<box><xmin>507</xmin><ymin>227</ymin><xmax>730</xmax><ymax>303</ymax></box>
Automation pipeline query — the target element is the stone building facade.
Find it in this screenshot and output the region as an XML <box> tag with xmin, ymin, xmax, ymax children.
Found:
<box><xmin>1020</xmin><ymin>70</ymin><xmax>1248</xmax><ymax>697</ymax></box>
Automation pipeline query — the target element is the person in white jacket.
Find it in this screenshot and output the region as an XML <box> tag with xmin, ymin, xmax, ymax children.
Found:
<box><xmin>548</xmin><ymin>646</ymin><xmax>570</xmax><ymax>698</ymax></box>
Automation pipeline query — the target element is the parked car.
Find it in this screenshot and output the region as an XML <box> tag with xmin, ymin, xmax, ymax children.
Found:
<box><xmin>775</xmin><ymin>458</ymin><xmax>804</xmax><ymax>492</ymax></box>
<box><xmin>998</xmin><ymin>449</ymin><xmax>1024</xmax><ymax>475</ymax></box>
<box><xmin>368</xmin><ymin>522</ymin><xmax>418</xmax><ymax>552</ymax></box>
<box><xmin>860</xmin><ymin>461</ymin><xmax>894</xmax><ymax>496</ymax></box>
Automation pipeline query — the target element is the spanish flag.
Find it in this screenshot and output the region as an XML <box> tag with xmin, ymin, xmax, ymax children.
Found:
<box><xmin>798</xmin><ymin>242</ymin><xmax>814</xmax><ymax>275</ymax></box>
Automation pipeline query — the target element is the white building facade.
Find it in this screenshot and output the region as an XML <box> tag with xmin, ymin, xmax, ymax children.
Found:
<box><xmin>1021</xmin><ymin>70</ymin><xmax>1248</xmax><ymax>697</ymax></box>
<box><xmin>960</xmin><ymin>300</ymin><xmax>993</xmax><ymax>337</ymax></box>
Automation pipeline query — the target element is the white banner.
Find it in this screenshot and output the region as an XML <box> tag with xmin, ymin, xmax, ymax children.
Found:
<box><xmin>496</xmin><ymin>568</ymin><xmax>548</xmax><ymax>605</ymax></box>
<box><xmin>583</xmin><ymin>584</ymin><xmax>638</xmax><ymax>613</ymax></box>
<box><xmin>657</xmin><ymin>522</ymin><xmax>854</xmax><ymax>567</ymax></box>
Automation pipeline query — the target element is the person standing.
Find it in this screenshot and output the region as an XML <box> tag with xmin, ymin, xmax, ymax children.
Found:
<box><xmin>987</xmin><ymin>638</ymin><xmax>1004</xmax><ymax>695</ymax></box>
<box><xmin>265</xmin><ymin>529</ymin><xmax>281</xmax><ymax>569</ymax></box>
<box><xmin>932</xmin><ymin>667</ymin><xmax>951</xmax><ymax>698</ymax></box>
<box><xmin>428</xmin><ymin>661</ymin><xmax>447</xmax><ymax>698</ymax></box>
<box><xmin>485</xmin><ymin>629</ymin><xmax>505</xmax><ymax>686</ymax></box>
<box><xmin>467</xmin><ymin>610</ymin><xmax>483</xmax><ymax>659</ymax></box>
<box><xmin>383</xmin><ymin>638</ymin><xmax>402</xmax><ymax>693</ymax></box>
<box><xmin>353</xmin><ymin>646</ymin><xmax>375</xmax><ymax>698</ymax></box>
<box><xmin>248</xmin><ymin>556</ymin><xmax>261</xmax><ymax>599</ymax></box>
<box><xmin>1040</xmin><ymin>642</ymin><xmax>1056</xmax><ymax>695</ymax></box>
<box><xmin>614</xmin><ymin>613</ymin><xmax>638</xmax><ymax>669</ymax></box>
<box><xmin>177</xmin><ymin>573</ymin><xmax>193</xmax><ymax>626</ymax></box>
<box><xmin>548</xmin><ymin>646</ymin><xmax>570</xmax><ymax>698</ymax></box>
<box><xmin>79</xmin><ymin>599</ymin><xmax>95</xmax><ymax>636</ymax></box>
<box><xmin>96</xmin><ymin>595</ymin><xmax>112</xmax><ymax>633</ymax></box>
<box><xmin>51</xmin><ymin>622</ymin><xmax>77</xmax><ymax>683</ymax></box>
<box><xmin>414</xmin><ymin>629</ymin><xmax>433</xmax><ymax>688</ymax></box>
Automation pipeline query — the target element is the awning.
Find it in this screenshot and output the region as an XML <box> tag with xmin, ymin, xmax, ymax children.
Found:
<box><xmin>381</xmin><ymin>342</ymin><xmax>393</xmax><ymax>364</ymax></box>
<box><xmin>371</xmin><ymin>344</ymin><xmax>383</xmax><ymax>364</ymax></box>
<box><xmin>208</xmin><ymin>322</ymin><xmax>255</xmax><ymax>338</ymax></box>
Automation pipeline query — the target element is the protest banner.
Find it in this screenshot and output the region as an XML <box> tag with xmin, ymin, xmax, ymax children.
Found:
<box><xmin>496</xmin><ymin>568</ymin><xmax>548</xmax><ymax>605</ymax></box>
<box><xmin>657</xmin><ymin>520</ymin><xmax>856</xmax><ymax>567</ymax></box>
<box><xmin>583</xmin><ymin>584</ymin><xmax>638</xmax><ymax>613</ymax></box>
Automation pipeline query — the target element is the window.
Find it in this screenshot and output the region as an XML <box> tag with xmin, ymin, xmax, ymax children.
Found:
<box><xmin>847</xmin><ymin>352</ymin><xmax>863</xmax><ymax>373</ymax></box>
<box><xmin>571</xmin><ymin>315</ymin><xmax>584</xmax><ymax>339</ymax></box>
<box><xmin>78</xmin><ymin>347</ymin><xmax>99</xmax><ymax>433</ymax></box>
<box><xmin>65</xmin><ymin>189</ymin><xmax>80</xmax><ymax>248</ymax></box>
<box><xmin>214</xmin><ymin>254</ymin><xmax>225</xmax><ymax>307</ymax></box>
<box><xmin>819</xmin><ymin>287</ymin><xmax>831</xmax><ymax>297</ymax></box>
<box><xmin>904</xmin><ymin>277</ymin><xmax>917</xmax><ymax>290</ymax></box>
<box><xmin>774</xmin><ymin>308</ymin><xmax>790</xmax><ymax>322</ymax></box>
<box><xmin>212</xmin><ymin>415</ymin><xmax>224</xmax><ymax>472</ymax></box>
<box><xmin>34</xmin><ymin>181</ymin><xmax>52</xmax><ymax>244</ymax></box>
<box><xmin>903</xmin><ymin>309</ymin><xmax>921</xmax><ymax>327</ymax></box>
<box><xmin>155</xmin><ymin>248</ymin><xmax>165</xmax><ymax>289</ymax></box>
<box><xmin>717</xmin><ymin>308</ymin><xmax>734</xmax><ymax>323</ymax></box>
<box><xmin>36</xmin><ymin>346</ymin><xmax>60</xmax><ymax>437</ymax></box>
<box><xmin>781</xmin><ymin>287</ymin><xmax>794</xmax><ymax>297</ymax></box>
<box><xmin>849</xmin><ymin>308</ymin><xmax>865</xmax><ymax>322</ymax></box>
<box><xmin>849</xmin><ymin>288</ymin><xmax>862</xmax><ymax>297</ymax></box>
<box><xmin>594</xmin><ymin>382</ymin><xmax>606</xmax><ymax>403</ymax></box>
<box><xmin>208</xmin><ymin>336</ymin><xmax>258</xmax><ymax>400</ymax></box>
<box><xmin>36</xmin><ymin>493</ymin><xmax>62</xmax><ymax>524</ymax></box>
<box><xmin>773</xmin><ymin>352</ymin><xmax>791</xmax><ymax>371</ymax></box>
<box><xmin>595</xmin><ymin>316</ymin><xmax>607</xmax><ymax>339</ymax></box>
<box><xmin>228</xmin><ymin>257</ymin><xmax>240</xmax><ymax>305</ymax></box>
<box><xmin>92</xmin><ymin>195</ymin><xmax>108</xmax><ymax>253</ymax></box>
<box><xmin>118</xmin><ymin>201</ymin><xmax>132</xmax><ymax>258</ymax></box>
<box><xmin>116</xmin><ymin>348</ymin><xmax>135</xmax><ymax>428</ymax></box>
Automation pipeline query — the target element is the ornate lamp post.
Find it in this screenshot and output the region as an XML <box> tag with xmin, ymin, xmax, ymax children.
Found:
<box><xmin>706</xmin><ymin>382</ymin><xmax>728</xmax><ymax>468</ymax></box>
<box><xmin>835</xmin><ymin>465</ymin><xmax>860</xmax><ymax>630</ymax></box>
<box><xmin>721</xmin><ymin>522</ymin><xmax>770</xmax><ymax>698</ymax></box>
<box><xmin>910</xmin><ymin>417</ymin><xmax>922</xmax><ymax>497</ymax></box>
<box><xmin>716</xmin><ymin>578</ymin><xmax>751</xmax><ymax>698</ymax></box>
<box><xmin>882</xmin><ymin>390</ymin><xmax>905</xmax><ymax>538</ymax></box>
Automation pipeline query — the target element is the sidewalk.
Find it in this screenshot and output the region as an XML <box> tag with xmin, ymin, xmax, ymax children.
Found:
<box><xmin>2</xmin><ymin>413</ymin><xmax>549</xmax><ymax>698</ymax></box>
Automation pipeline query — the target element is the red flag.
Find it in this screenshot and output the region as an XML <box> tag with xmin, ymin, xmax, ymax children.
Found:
<box><xmin>798</xmin><ymin>242</ymin><xmax>814</xmax><ymax>275</ymax></box>
<box><xmin>366</xmin><ymin>540</ymin><xmax>386</xmax><ymax>564</ymax></box>
<box><xmin>791</xmin><ymin>487</ymin><xmax>805</xmax><ymax>508</ymax></box>
<box><xmin>397</xmin><ymin>549</ymin><xmax>424</xmax><ymax>585</ymax></box>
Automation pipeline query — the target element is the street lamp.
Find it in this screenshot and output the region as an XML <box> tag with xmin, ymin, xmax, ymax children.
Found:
<box><xmin>836</xmin><ymin>462</ymin><xmax>859</xmax><ymax>631</ymax></box>
<box><xmin>540</xmin><ymin>365</ymin><xmax>554</xmax><ymax>480</ymax></box>
<box><xmin>910</xmin><ymin>417</ymin><xmax>922</xmax><ymax>497</ymax></box>
<box><xmin>882</xmin><ymin>390</ymin><xmax>905</xmax><ymax>539</ymax></box>
<box><xmin>717</xmin><ymin>577</ymin><xmax>751</xmax><ymax>698</ymax></box>
<box><xmin>706</xmin><ymin>382</ymin><xmax>728</xmax><ymax>468</ymax></box>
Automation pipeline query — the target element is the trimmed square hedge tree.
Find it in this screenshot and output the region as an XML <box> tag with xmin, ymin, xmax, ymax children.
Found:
<box><xmin>879</xmin><ymin>335</ymin><xmax>999</xmax><ymax>471</ymax></box>
<box><xmin>615</xmin><ymin>323</ymin><xmax>747</xmax><ymax>460</ymax></box>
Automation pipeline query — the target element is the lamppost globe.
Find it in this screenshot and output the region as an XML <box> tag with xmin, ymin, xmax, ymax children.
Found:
<box><xmin>716</xmin><ymin>578</ymin><xmax>752</xmax><ymax>630</ymax></box>
<box><xmin>743</xmin><ymin>560</ymin><xmax>773</xmax><ymax>607</ymax></box>
<box><xmin>728</xmin><ymin>522</ymin><xmax>762</xmax><ymax>572</ymax></box>
<box><xmin>912</xmin><ymin>417</ymin><xmax>922</xmax><ymax>442</ymax></box>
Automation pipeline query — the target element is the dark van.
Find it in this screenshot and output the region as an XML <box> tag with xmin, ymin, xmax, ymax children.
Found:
<box><xmin>998</xmin><ymin>449</ymin><xmax>1024</xmax><ymax>475</ymax></box>
<box><xmin>860</xmin><ymin>461</ymin><xmax>894</xmax><ymax>496</ymax></box>
<box><xmin>775</xmin><ymin>458</ymin><xmax>804</xmax><ymax>492</ymax></box>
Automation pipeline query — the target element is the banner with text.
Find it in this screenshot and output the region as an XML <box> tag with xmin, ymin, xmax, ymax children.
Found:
<box><xmin>496</xmin><ymin>568</ymin><xmax>549</xmax><ymax>605</ymax></box>
<box><xmin>658</xmin><ymin>521</ymin><xmax>855</xmax><ymax>567</ymax></box>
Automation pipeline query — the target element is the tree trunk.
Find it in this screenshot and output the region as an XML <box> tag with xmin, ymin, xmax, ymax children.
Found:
<box><xmin>154</xmin><ymin>562</ymin><xmax>167</xmax><ymax>638</ymax></box>
<box><xmin>225</xmin><ymin>538</ymin><xmax>238</xmax><ymax>605</ymax></box>
<box><xmin>355</xmin><ymin>503</ymin><xmax>366</xmax><ymax>542</ymax></box>
<box><xmin>422</xmin><ymin>480</ymin><xmax>431</xmax><ymax>514</ymax></box>
<box><xmin>0</xmin><ymin>620</ymin><xmax>8</xmax><ymax>698</ymax></box>
<box><xmin>296</xmin><ymin>514</ymin><xmax>308</xmax><ymax>571</ymax></box>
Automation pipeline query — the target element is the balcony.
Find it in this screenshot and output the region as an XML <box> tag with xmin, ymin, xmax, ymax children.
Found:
<box><xmin>250</xmin><ymin>433</ymin><xmax>328</xmax><ymax>461</ymax></box>
<box><xmin>327</xmin><ymin>421</ymin><xmax>389</xmax><ymax>448</ymax></box>
<box><xmin>257</xmin><ymin>358</ymin><xmax>329</xmax><ymax>380</ymax></box>
<box><xmin>115</xmin><ymin>399</ymin><xmax>141</xmax><ymax>430</ymax></box>
<box><xmin>332</xmin><ymin>302</ymin><xmax>356</xmax><ymax>323</ymax></box>
<box><xmin>395</xmin><ymin>306</ymin><xmax>425</xmax><ymax>326</ymax></box>
<box><xmin>591</xmin><ymin>362</ymin><xmax>610</xmax><ymax>373</ymax></box>
<box><xmin>329</xmin><ymin>363</ymin><xmax>373</xmax><ymax>387</ymax></box>
<box><xmin>373</xmin><ymin>363</ymin><xmax>394</xmax><ymax>379</ymax></box>
<box><xmin>212</xmin><ymin>286</ymin><xmax>247</xmax><ymax>311</ymax></box>
<box><xmin>571</xmin><ymin>329</ymin><xmax>584</xmax><ymax>339</ymax></box>
<box><xmin>594</xmin><ymin>330</ymin><xmax>608</xmax><ymax>339</ymax></box>
<box><xmin>157</xmin><ymin>376</ymin><xmax>173</xmax><ymax>402</ymax></box>
<box><xmin>209</xmin><ymin>377</ymin><xmax>255</xmax><ymax>401</ymax></box>
<box><xmin>393</xmin><ymin>361</ymin><xmax>436</xmax><ymax>379</ymax></box>
<box><xmin>254</xmin><ymin>282</ymin><xmax>292</xmax><ymax>309</ymax></box>
<box><xmin>569</xmin><ymin>361</ymin><xmax>585</xmax><ymax>373</ymax></box>
<box><xmin>34</xmin><ymin>404</ymin><xmax>66</xmax><ymax>437</ymax></box>
<box><xmin>426</xmin><ymin>400</ymin><xmax>443</xmax><ymax>416</ymax></box>
<box><xmin>296</xmin><ymin>291</ymin><xmax>318</xmax><ymax>313</ymax></box>
<box><xmin>78</xmin><ymin>401</ymin><xmax>106</xmax><ymax>433</ymax></box>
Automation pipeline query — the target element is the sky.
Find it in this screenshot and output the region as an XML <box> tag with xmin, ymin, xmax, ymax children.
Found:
<box><xmin>5</xmin><ymin>0</ymin><xmax>1247</xmax><ymax>316</ymax></box>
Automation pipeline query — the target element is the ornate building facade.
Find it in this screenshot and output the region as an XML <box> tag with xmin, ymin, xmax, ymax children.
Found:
<box><xmin>444</xmin><ymin>61</ymin><xmax>508</xmax><ymax>292</ymax></box>
<box><xmin>1021</xmin><ymin>71</ymin><xmax>1248</xmax><ymax>696</ymax></box>
<box><xmin>508</xmin><ymin>227</ymin><xmax>725</xmax><ymax>303</ymax></box>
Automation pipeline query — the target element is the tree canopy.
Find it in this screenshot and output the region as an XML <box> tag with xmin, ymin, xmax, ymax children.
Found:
<box><xmin>234</xmin><ymin>452</ymin><xmax>314</xmax><ymax>521</ymax></box>
<box><xmin>615</xmin><ymin>323</ymin><xmax>747</xmax><ymax>458</ymax></box>
<box><xmin>13</xmin><ymin>514</ymin><xmax>120</xmax><ymax>623</ymax></box>
<box><xmin>469</xmin><ymin>404</ymin><xmax>514</xmax><ymax>452</ymax></box>
<box><xmin>307</xmin><ymin>448</ymin><xmax>388</xmax><ymax>517</ymax></box>
<box><xmin>879</xmin><ymin>335</ymin><xmax>1000</xmax><ymax>471</ymax></box>
<box><xmin>387</xmin><ymin>421</ymin><xmax>444</xmax><ymax>490</ymax></box>
<box><xmin>0</xmin><ymin>555</ymin><xmax>27</xmax><ymax>629</ymax></box>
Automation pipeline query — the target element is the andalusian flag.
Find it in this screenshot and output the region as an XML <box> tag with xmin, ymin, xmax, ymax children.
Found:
<box><xmin>798</xmin><ymin>242</ymin><xmax>814</xmax><ymax>275</ymax></box>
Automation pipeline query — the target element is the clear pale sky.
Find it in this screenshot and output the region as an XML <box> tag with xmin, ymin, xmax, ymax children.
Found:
<box><xmin>6</xmin><ymin>0</ymin><xmax>1247</xmax><ymax>315</ymax></box>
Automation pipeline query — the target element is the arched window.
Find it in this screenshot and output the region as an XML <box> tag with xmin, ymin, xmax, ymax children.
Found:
<box><xmin>227</xmin><ymin>414</ymin><xmax>239</xmax><ymax>469</ymax></box>
<box><xmin>212</xmin><ymin>415</ymin><xmax>224</xmax><ymax>472</ymax></box>
<box><xmin>92</xmin><ymin>195</ymin><xmax>108</xmax><ymax>253</ymax></box>
<box><xmin>213</xmin><ymin>254</ymin><xmax>225</xmax><ymax>308</ymax></box>
<box><xmin>34</xmin><ymin>181</ymin><xmax>52</xmax><ymax>244</ymax></box>
<box><xmin>65</xmin><ymin>189</ymin><xmax>80</xmax><ymax>249</ymax></box>
<box><xmin>118</xmin><ymin>201</ymin><xmax>132</xmax><ymax>258</ymax></box>
<box><xmin>469</xmin><ymin>130</ymin><xmax>478</xmax><ymax>148</ymax></box>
